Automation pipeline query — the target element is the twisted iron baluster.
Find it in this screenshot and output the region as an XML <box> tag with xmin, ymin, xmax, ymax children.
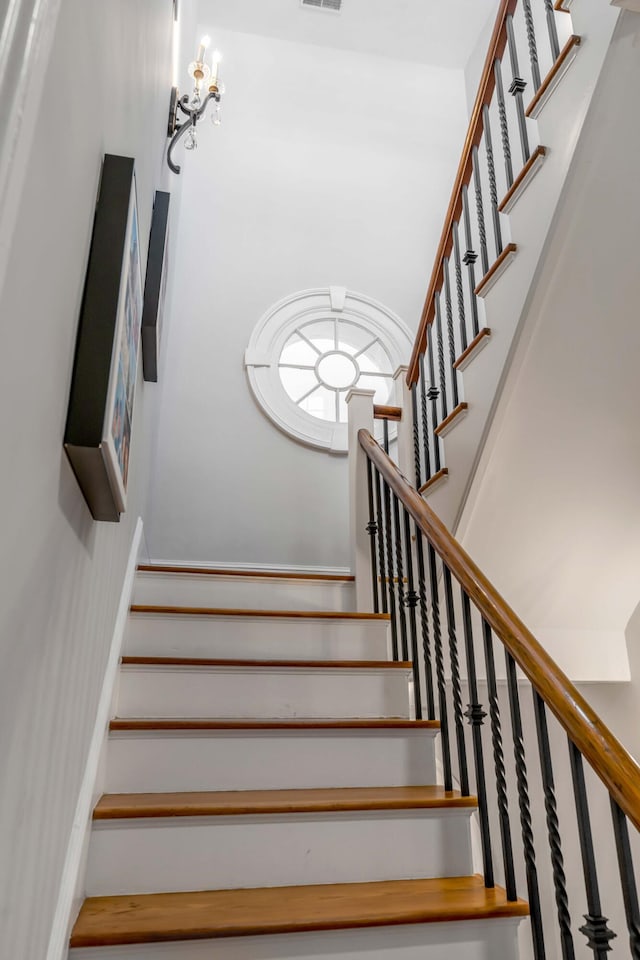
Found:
<box><xmin>482</xmin><ymin>619</ymin><xmax>516</xmax><ymax>899</ymax></box>
<box><xmin>392</xmin><ymin>493</ymin><xmax>409</xmax><ymax>662</ymax></box>
<box><xmin>505</xmin><ymin>650</ymin><xmax>546</xmax><ymax>959</ymax></box>
<box><xmin>459</xmin><ymin>593</ymin><xmax>493</xmax><ymax>886</ymax></box>
<box><xmin>414</xmin><ymin>527</ymin><xmax>435</xmax><ymax>720</ymax></box>
<box><xmin>506</xmin><ymin>14</ymin><xmax>531</xmax><ymax>164</ymax></box>
<box><xmin>365</xmin><ymin>458</ymin><xmax>379</xmax><ymax>614</ymax></box>
<box><xmin>610</xmin><ymin>798</ymin><xmax>640</xmax><ymax>958</ymax></box>
<box><xmin>411</xmin><ymin>383</ymin><xmax>422</xmax><ymax>489</ymax></box>
<box><xmin>382</xmin><ymin>478</ymin><xmax>399</xmax><ymax>660</ymax></box>
<box><xmin>532</xmin><ymin>690</ymin><xmax>575</xmax><ymax>959</ymax></box>
<box><xmin>494</xmin><ymin>58</ymin><xmax>514</xmax><ymax>190</ymax></box>
<box><xmin>472</xmin><ymin>146</ymin><xmax>489</xmax><ymax>277</ymax></box>
<box><xmin>452</xmin><ymin>221</ymin><xmax>467</xmax><ymax>353</ymax></box>
<box><xmin>426</xmin><ymin>331</ymin><xmax>441</xmax><ymax>472</ymax></box>
<box><xmin>373</xmin><ymin>468</ymin><xmax>388</xmax><ymax>615</ymax></box>
<box><xmin>482</xmin><ymin>105</ymin><xmax>503</xmax><ymax>258</ymax></box>
<box><xmin>434</xmin><ymin>293</ymin><xmax>448</xmax><ymax>421</ymax></box>
<box><xmin>427</xmin><ymin>541</ymin><xmax>452</xmax><ymax>790</ymax></box>
<box><xmin>523</xmin><ymin>0</ymin><xmax>542</xmax><ymax>90</ymax></box>
<box><xmin>418</xmin><ymin>354</ymin><xmax>432</xmax><ymax>482</ymax></box>
<box><xmin>569</xmin><ymin>741</ymin><xmax>616</xmax><ymax>958</ymax></box>
<box><xmin>402</xmin><ymin>507</ymin><xmax>422</xmax><ymax>720</ymax></box>
<box><xmin>442</xmin><ymin>257</ymin><xmax>459</xmax><ymax>409</ymax></box>
<box><xmin>442</xmin><ymin>567</ymin><xmax>469</xmax><ymax>796</ymax></box>
<box><xmin>461</xmin><ymin>185</ymin><xmax>480</xmax><ymax>339</ymax></box>
<box><xmin>543</xmin><ymin>0</ymin><xmax>561</xmax><ymax>61</ymax></box>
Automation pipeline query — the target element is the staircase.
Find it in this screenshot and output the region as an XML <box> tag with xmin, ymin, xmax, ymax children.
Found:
<box><xmin>68</xmin><ymin>566</ymin><xmax>527</xmax><ymax>959</ymax></box>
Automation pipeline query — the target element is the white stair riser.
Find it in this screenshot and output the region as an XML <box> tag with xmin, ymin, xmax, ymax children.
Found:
<box><xmin>125</xmin><ymin>615</ymin><xmax>389</xmax><ymax>662</ymax></box>
<box><xmin>116</xmin><ymin>666</ymin><xmax>411</xmax><ymax>719</ymax></box>
<box><xmin>134</xmin><ymin>573</ymin><xmax>355</xmax><ymax>611</ymax></box>
<box><xmin>69</xmin><ymin>917</ymin><xmax>522</xmax><ymax>960</ymax></box>
<box><xmin>106</xmin><ymin>730</ymin><xmax>437</xmax><ymax>792</ymax></box>
<box><xmin>85</xmin><ymin>809</ymin><xmax>474</xmax><ymax>895</ymax></box>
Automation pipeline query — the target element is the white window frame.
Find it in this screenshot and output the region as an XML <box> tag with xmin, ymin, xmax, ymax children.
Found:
<box><xmin>245</xmin><ymin>287</ymin><xmax>413</xmax><ymax>453</ymax></box>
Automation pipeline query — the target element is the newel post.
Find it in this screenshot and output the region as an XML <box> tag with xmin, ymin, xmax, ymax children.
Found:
<box><xmin>346</xmin><ymin>388</ymin><xmax>375</xmax><ymax>611</ymax></box>
<box><xmin>393</xmin><ymin>365</ymin><xmax>415</xmax><ymax>486</ymax></box>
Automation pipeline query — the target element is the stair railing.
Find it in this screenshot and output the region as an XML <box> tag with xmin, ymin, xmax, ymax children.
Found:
<box><xmin>407</xmin><ymin>0</ymin><xmax>580</xmax><ymax>495</ymax></box>
<box><xmin>357</xmin><ymin>424</ymin><xmax>640</xmax><ymax>959</ymax></box>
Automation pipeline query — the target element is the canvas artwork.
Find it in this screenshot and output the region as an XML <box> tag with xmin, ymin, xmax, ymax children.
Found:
<box><xmin>110</xmin><ymin>193</ymin><xmax>142</xmax><ymax>496</ymax></box>
<box><xmin>64</xmin><ymin>155</ymin><xmax>144</xmax><ymax>522</ymax></box>
<box><xmin>106</xmin><ymin>182</ymin><xmax>143</xmax><ymax>509</ymax></box>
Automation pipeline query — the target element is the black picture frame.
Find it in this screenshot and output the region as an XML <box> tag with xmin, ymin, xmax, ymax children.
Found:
<box><xmin>141</xmin><ymin>190</ymin><xmax>170</xmax><ymax>382</ymax></box>
<box><xmin>64</xmin><ymin>155</ymin><xmax>143</xmax><ymax>522</ymax></box>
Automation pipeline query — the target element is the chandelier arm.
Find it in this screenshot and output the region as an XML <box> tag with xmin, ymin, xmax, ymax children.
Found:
<box><xmin>167</xmin><ymin>119</ymin><xmax>193</xmax><ymax>175</ymax></box>
<box><xmin>167</xmin><ymin>91</ymin><xmax>219</xmax><ymax>175</ymax></box>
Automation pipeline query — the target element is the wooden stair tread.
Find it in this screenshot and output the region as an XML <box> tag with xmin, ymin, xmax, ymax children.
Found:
<box><xmin>130</xmin><ymin>605</ymin><xmax>389</xmax><ymax>620</ymax></box>
<box><xmin>94</xmin><ymin>785</ymin><xmax>477</xmax><ymax>819</ymax></box>
<box><xmin>71</xmin><ymin>875</ymin><xmax>528</xmax><ymax>947</ymax></box>
<box><xmin>138</xmin><ymin>565</ymin><xmax>355</xmax><ymax>582</ymax></box>
<box><xmin>121</xmin><ymin>656</ymin><xmax>411</xmax><ymax>670</ymax></box>
<box><xmin>110</xmin><ymin>718</ymin><xmax>440</xmax><ymax>731</ymax></box>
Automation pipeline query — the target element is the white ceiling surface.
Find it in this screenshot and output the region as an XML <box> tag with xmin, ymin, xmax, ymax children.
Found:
<box><xmin>196</xmin><ymin>0</ymin><xmax>500</xmax><ymax>68</ymax></box>
<box><xmin>458</xmin><ymin>13</ymin><xmax>640</xmax><ymax>678</ymax></box>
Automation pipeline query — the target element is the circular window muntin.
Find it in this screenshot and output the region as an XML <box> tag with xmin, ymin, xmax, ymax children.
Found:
<box><xmin>245</xmin><ymin>288</ymin><xmax>412</xmax><ymax>453</ymax></box>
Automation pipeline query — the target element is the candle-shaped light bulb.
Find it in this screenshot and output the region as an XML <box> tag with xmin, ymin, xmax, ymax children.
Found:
<box><xmin>211</xmin><ymin>49</ymin><xmax>222</xmax><ymax>84</ymax></box>
<box><xmin>196</xmin><ymin>34</ymin><xmax>210</xmax><ymax>63</ymax></box>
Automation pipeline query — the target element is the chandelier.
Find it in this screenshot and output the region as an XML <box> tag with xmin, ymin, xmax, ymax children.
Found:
<box><xmin>167</xmin><ymin>35</ymin><xmax>224</xmax><ymax>174</ymax></box>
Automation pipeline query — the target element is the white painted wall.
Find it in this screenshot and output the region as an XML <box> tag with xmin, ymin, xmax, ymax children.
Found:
<box><xmin>463</xmin><ymin>2</ymin><xmax>500</xmax><ymax>115</ymax></box>
<box><xmin>145</xmin><ymin>21</ymin><xmax>468</xmax><ymax>568</ymax></box>
<box><xmin>458</xmin><ymin>11</ymin><xmax>640</xmax><ymax>682</ymax></box>
<box><xmin>0</xmin><ymin>2</ymin><xmax>175</xmax><ymax>958</ymax></box>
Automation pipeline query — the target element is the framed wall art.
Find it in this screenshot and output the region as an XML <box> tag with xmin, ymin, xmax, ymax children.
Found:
<box><xmin>64</xmin><ymin>154</ymin><xmax>144</xmax><ymax>522</ymax></box>
<box><xmin>141</xmin><ymin>190</ymin><xmax>170</xmax><ymax>382</ymax></box>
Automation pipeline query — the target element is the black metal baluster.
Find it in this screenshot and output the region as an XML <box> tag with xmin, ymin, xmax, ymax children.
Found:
<box><xmin>568</xmin><ymin>740</ymin><xmax>617</xmax><ymax>958</ymax></box>
<box><xmin>610</xmin><ymin>798</ymin><xmax>640</xmax><ymax>958</ymax></box>
<box><xmin>472</xmin><ymin>146</ymin><xmax>489</xmax><ymax>278</ymax></box>
<box><xmin>426</xmin><ymin>335</ymin><xmax>441</xmax><ymax>473</ymax></box>
<box><xmin>461</xmin><ymin>185</ymin><xmax>480</xmax><ymax>339</ymax></box>
<box><xmin>434</xmin><ymin>293</ymin><xmax>448</xmax><ymax>421</ymax></box>
<box><xmin>482</xmin><ymin>619</ymin><xmax>517</xmax><ymax>900</ymax></box>
<box><xmin>414</xmin><ymin>528</ymin><xmax>435</xmax><ymax>720</ymax></box>
<box><xmin>442</xmin><ymin>568</ymin><xmax>469</xmax><ymax>797</ymax></box>
<box><xmin>383</xmin><ymin>419</ymin><xmax>390</xmax><ymax>456</ymax></box>
<box><xmin>505</xmin><ymin>650</ymin><xmax>546</xmax><ymax>959</ymax></box>
<box><xmin>426</xmin><ymin>541</ymin><xmax>453</xmax><ymax>791</ymax></box>
<box><xmin>442</xmin><ymin>257</ymin><xmax>459</xmax><ymax>409</ymax></box>
<box><xmin>543</xmin><ymin>0</ymin><xmax>561</xmax><ymax>62</ymax></box>
<box><xmin>418</xmin><ymin>354</ymin><xmax>432</xmax><ymax>483</ymax></box>
<box><xmin>373</xmin><ymin>467</ymin><xmax>388</xmax><ymax>616</ymax></box>
<box><xmin>506</xmin><ymin>14</ymin><xmax>531</xmax><ymax>164</ymax></box>
<box><xmin>494</xmin><ymin>58</ymin><xmax>514</xmax><ymax>190</ymax></box>
<box><xmin>365</xmin><ymin>458</ymin><xmax>379</xmax><ymax>614</ymax></box>
<box><xmin>411</xmin><ymin>382</ymin><xmax>422</xmax><ymax>489</ymax></box>
<box><xmin>402</xmin><ymin>507</ymin><xmax>422</xmax><ymax>720</ymax></box>
<box><xmin>382</xmin><ymin>477</ymin><xmax>399</xmax><ymax>661</ymax></box>
<box><xmin>523</xmin><ymin>0</ymin><xmax>542</xmax><ymax>90</ymax></box>
<box><xmin>532</xmin><ymin>690</ymin><xmax>575</xmax><ymax>959</ymax></box>
<box><xmin>391</xmin><ymin>493</ymin><xmax>409</xmax><ymax>662</ymax></box>
<box><xmin>482</xmin><ymin>105</ymin><xmax>503</xmax><ymax>258</ymax></box>
<box><xmin>452</xmin><ymin>221</ymin><xmax>468</xmax><ymax>353</ymax></box>
<box><xmin>459</xmin><ymin>591</ymin><xmax>493</xmax><ymax>885</ymax></box>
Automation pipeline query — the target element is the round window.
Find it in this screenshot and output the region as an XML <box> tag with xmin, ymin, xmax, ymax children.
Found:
<box><xmin>245</xmin><ymin>287</ymin><xmax>412</xmax><ymax>453</ymax></box>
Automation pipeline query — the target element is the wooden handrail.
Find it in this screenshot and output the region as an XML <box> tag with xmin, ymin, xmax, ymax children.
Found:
<box><xmin>406</xmin><ymin>0</ymin><xmax>517</xmax><ymax>386</ymax></box>
<box><xmin>373</xmin><ymin>404</ymin><xmax>402</xmax><ymax>422</ymax></box>
<box><xmin>359</xmin><ymin>428</ymin><xmax>640</xmax><ymax>832</ymax></box>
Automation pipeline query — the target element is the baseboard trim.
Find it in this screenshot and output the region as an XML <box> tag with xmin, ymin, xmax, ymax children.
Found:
<box><xmin>45</xmin><ymin>517</ymin><xmax>143</xmax><ymax>960</ymax></box>
<box><xmin>145</xmin><ymin>558</ymin><xmax>353</xmax><ymax>577</ymax></box>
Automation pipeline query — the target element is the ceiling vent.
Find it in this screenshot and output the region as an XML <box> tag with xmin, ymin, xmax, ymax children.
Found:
<box><xmin>301</xmin><ymin>0</ymin><xmax>342</xmax><ymax>11</ymax></box>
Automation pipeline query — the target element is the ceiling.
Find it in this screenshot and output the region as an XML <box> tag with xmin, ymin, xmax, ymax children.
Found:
<box><xmin>195</xmin><ymin>0</ymin><xmax>500</xmax><ymax>69</ymax></box>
